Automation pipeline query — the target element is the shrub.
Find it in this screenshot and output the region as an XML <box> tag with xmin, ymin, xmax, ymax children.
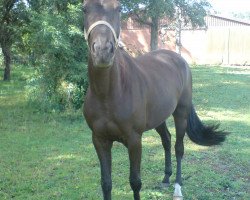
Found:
<box><xmin>26</xmin><ymin>3</ymin><xmax>88</xmax><ymax>111</ymax></box>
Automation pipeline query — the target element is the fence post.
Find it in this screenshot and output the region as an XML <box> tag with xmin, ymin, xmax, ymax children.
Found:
<box><xmin>227</xmin><ymin>28</ymin><xmax>231</xmax><ymax>65</ymax></box>
<box><xmin>175</xmin><ymin>7</ymin><xmax>182</xmax><ymax>55</ymax></box>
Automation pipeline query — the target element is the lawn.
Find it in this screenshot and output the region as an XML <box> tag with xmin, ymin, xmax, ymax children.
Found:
<box><xmin>0</xmin><ymin>65</ymin><xmax>249</xmax><ymax>200</ymax></box>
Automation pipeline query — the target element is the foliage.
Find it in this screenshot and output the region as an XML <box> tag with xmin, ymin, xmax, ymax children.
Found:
<box><xmin>0</xmin><ymin>0</ymin><xmax>29</xmax><ymax>80</ymax></box>
<box><xmin>0</xmin><ymin>0</ymin><xmax>28</xmax><ymax>45</ymax></box>
<box><xmin>26</xmin><ymin>1</ymin><xmax>88</xmax><ymax>111</ymax></box>
<box><xmin>121</xmin><ymin>0</ymin><xmax>174</xmax><ymax>20</ymax></box>
<box><xmin>120</xmin><ymin>0</ymin><xmax>211</xmax><ymax>50</ymax></box>
<box><xmin>0</xmin><ymin>50</ymin><xmax>3</xmax><ymax>65</ymax></box>
<box><xmin>121</xmin><ymin>0</ymin><xmax>210</xmax><ymax>26</ymax></box>
<box><xmin>231</xmin><ymin>11</ymin><xmax>250</xmax><ymax>21</ymax></box>
<box><xmin>174</xmin><ymin>0</ymin><xmax>210</xmax><ymax>27</ymax></box>
<box><xmin>0</xmin><ymin>65</ymin><xmax>249</xmax><ymax>199</ymax></box>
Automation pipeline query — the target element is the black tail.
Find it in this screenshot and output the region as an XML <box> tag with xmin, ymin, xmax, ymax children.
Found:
<box><xmin>186</xmin><ymin>105</ymin><xmax>229</xmax><ymax>146</ymax></box>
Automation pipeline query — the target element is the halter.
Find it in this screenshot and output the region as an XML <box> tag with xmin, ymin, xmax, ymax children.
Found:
<box><xmin>84</xmin><ymin>20</ymin><xmax>121</xmax><ymax>49</ymax></box>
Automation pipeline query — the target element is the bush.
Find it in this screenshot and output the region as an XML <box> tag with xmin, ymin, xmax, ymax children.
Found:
<box><xmin>26</xmin><ymin>2</ymin><xmax>88</xmax><ymax>111</ymax></box>
<box><xmin>0</xmin><ymin>53</ymin><xmax>3</xmax><ymax>69</ymax></box>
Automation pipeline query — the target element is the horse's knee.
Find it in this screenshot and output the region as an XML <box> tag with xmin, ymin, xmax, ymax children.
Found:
<box><xmin>130</xmin><ymin>178</ymin><xmax>142</xmax><ymax>192</ymax></box>
<box><xmin>101</xmin><ymin>179</ymin><xmax>112</xmax><ymax>194</ymax></box>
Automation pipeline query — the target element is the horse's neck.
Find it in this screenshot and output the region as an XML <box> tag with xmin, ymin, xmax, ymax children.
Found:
<box><xmin>88</xmin><ymin>50</ymin><xmax>124</xmax><ymax>99</ymax></box>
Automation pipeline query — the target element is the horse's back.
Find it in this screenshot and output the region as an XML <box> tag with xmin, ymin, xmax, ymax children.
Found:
<box><xmin>136</xmin><ymin>49</ymin><xmax>189</xmax><ymax>74</ymax></box>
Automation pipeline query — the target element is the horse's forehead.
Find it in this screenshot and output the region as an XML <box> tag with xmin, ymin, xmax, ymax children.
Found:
<box><xmin>84</xmin><ymin>0</ymin><xmax>119</xmax><ymax>8</ymax></box>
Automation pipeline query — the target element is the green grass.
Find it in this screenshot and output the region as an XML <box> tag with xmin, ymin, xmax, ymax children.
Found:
<box><xmin>0</xmin><ymin>65</ymin><xmax>249</xmax><ymax>200</ymax></box>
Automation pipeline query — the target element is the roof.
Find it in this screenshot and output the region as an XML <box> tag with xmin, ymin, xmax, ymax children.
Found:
<box><xmin>206</xmin><ymin>14</ymin><xmax>250</xmax><ymax>26</ymax></box>
<box><xmin>121</xmin><ymin>13</ymin><xmax>250</xmax><ymax>30</ymax></box>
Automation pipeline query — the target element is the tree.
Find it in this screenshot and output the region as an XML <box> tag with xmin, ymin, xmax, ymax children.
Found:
<box><xmin>121</xmin><ymin>0</ymin><xmax>210</xmax><ymax>51</ymax></box>
<box><xmin>231</xmin><ymin>11</ymin><xmax>250</xmax><ymax>21</ymax></box>
<box><xmin>0</xmin><ymin>0</ymin><xmax>28</xmax><ymax>80</ymax></box>
<box><xmin>26</xmin><ymin>0</ymin><xmax>88</xmax><ymax>110</ymax></box>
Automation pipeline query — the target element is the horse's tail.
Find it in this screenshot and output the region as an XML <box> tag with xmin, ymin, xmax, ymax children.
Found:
<box><xmin>186</xmin><ymin>105</ymin><xmax>229</xmax><ymax>146</ymax></box>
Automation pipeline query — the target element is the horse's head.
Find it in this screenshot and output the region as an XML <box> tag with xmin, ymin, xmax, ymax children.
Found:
<box><xmin>83</xmin><ymin>0</ymin><xmax>121</xmax><ymax>68</ymax></box>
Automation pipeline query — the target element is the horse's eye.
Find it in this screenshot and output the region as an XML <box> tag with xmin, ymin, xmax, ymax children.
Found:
<box><xmin>82</xmin><ymin>6</ymin><xmax>87</xmax><ymax>13</ymax></box>
<box><xmin>118</xmin><ymin>6</ymin><xmax>122</xmax><ymax>13</ymax></box>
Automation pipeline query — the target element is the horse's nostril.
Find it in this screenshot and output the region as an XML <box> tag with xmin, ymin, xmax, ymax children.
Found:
<box><xmin>107</xmin><ymin>41</ymin><xmax>114</xmax><ymax>53</ymax></box>
<box><xmin>92</xmin><ymin>42</ymin><xmax>97</xmax><ymax>53</ymax></box>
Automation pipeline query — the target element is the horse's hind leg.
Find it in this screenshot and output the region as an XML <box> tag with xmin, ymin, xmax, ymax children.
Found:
<box><xmin>173</xmin><ymin>113</ymin><xmax>186</xmax><ymax>185</ymax></box>
<box><xmin>172</xmin><ymin>106</ymin><xmax>189</xmax><ymax>199</ymax></box>
<box><xmin>155</xmin><ymin>122</ymin><xmax>172</xmax><ymax>186</ymax></box>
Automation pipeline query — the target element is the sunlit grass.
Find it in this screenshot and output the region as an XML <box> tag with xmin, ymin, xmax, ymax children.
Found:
<box><xmin>0</xmin><ymin>65</ymin><xmax>249</xmax><ymax>199</ymax></box>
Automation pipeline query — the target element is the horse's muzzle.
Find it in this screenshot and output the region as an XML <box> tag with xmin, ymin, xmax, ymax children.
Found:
<box><xmin>91</xmin><ymin>40</ymin><xmax>115</xmax><ymax>68</ymax></box>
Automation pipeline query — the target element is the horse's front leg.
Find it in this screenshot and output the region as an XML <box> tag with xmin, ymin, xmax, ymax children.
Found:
<box><xmin>127</xmin><ymin>134</ymin><xmax>142</xmax><ymax>200</ymax></box>
<box><xmin>92</xmin><ymin>135</ymin><xmax>113</xmax><ymax>200</ymax></box>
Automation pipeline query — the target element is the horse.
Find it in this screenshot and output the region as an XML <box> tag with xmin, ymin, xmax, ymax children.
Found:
<box><xmin>82</xmin><ymin>0</ymin><xmax>228</xmax><ymax>199</ymax></box>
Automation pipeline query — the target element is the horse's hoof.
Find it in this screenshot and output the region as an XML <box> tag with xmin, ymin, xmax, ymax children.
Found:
<box><xmin>173</xmin><ymin>183</ymin><xmax>183</xmax><ymax>200</ymax></box>
<box><xmin>160</xmin><ymin>182</ymin><xmax>170</xmax><ymax>188</ymax></box>
<box><xmin>173</xmin><ymin>195</ymin><xmax>183</xmax><ymax>200</ymax></box>
<box><xmin>162</xmin><ymin>175</ymin><xmax>171</xmax><ymax>184</ymax></box>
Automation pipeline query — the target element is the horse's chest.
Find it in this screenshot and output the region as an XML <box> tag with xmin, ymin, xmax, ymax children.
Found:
<box><xmin>84</xmin><ymin>93</ymin><xmax>145</xmax><ymax>142</ymax></box>
<box><xmin>85</xmin><ymin>103</ymin><xmax>129</xmax><ymax>141</ymax></box>
<box><xmin>92</xmin><ymin>116</ymin><xmax>128</xmax><ymax>142</ymax></box>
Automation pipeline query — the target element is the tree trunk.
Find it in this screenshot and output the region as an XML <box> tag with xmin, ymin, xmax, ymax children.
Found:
<box><xmin>150</xmin><ymin>16</ymin><xmax>159</xmax><ymax>51</ymax></box>
<box><xmin>175</xmin><ymin>7</ymin><xmax>182</xmax><ymax>55</ymax></box>
<box><xmin>1</xmin><ymin>43</ymin><xmax>11</xmax><ymax>81</ymax></box>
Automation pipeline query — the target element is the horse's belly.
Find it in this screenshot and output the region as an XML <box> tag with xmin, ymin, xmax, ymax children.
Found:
<box><xmin>146</xmin><ymin>97</ymin><xmax>177</xmax><ymax>130</ymax></box>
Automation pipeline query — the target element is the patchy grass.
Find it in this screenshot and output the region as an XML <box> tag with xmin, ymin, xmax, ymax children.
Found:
<box><xmin>0</xmin><ymin>65</ymin><xmax>249</xmax><ymax>200</ymax></box>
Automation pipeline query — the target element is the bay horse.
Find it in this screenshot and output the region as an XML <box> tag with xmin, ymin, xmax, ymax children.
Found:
<box><xmin>82</xmin><ymin>0</ymin><xmax>228</xmax><ymax>199</ymax></box>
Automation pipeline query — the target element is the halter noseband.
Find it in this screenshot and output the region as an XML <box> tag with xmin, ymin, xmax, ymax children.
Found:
<box><xmin>84</xmin><ymin>20</ymin><xmax>120</xmax><ymax>49</ymax></box>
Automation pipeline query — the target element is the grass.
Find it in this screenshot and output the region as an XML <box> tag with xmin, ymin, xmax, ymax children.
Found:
<box><xmin>0</xmin><ymin>65</ymin><xmax>249</xmax><ymax>200</ymax></box>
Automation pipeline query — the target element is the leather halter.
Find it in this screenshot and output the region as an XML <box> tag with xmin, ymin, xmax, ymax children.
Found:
<box><xmin>84</xmin><ymin>20</ymin><xmax>120</xmax><ymax>49</ymax></box>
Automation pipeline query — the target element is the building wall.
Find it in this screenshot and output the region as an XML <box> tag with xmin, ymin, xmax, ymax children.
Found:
<box><xmin>181</xmin><ymin>27</ymin><xmax>250</xmax><ymax>65</ymax></box>
<box><xmin>121</xmin><ymin>17</ymin><xmax>250</xmax><ymax>65</ymax></box>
